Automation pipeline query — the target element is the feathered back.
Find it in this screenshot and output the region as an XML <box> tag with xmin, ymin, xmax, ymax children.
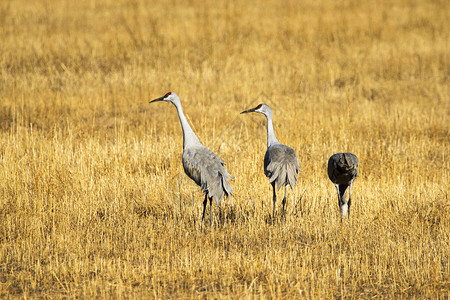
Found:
<box><xmin>327</xmin><ymin>153</ymin><xmax>359</xmax><ymax>185</ymax></box>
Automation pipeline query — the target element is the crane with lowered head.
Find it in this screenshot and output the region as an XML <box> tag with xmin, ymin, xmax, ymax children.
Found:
<box><xmin>327</xmin><ymin>152</ymin><xmax>359</xmax><ymax>220</ymax></box>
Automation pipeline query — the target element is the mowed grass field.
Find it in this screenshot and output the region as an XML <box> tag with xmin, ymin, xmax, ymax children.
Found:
<box><xmin>0</xmin><ymin>0</ymin><xmax>449</xmax><ymax>298</ymax></box>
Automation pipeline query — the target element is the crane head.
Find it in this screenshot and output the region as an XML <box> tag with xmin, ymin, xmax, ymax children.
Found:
<box><xmin>149</xmin><ymin>92</ymin><xmax>180</xmax><ymax>104</ymax></box>
<box><xmin>240</xmin><ymin>103</ymin><xmax>272</xmax><ymax>116</ymax></box>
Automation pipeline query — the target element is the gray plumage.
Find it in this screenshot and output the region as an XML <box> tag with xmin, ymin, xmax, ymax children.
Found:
<box><xmin>241</xmin><ymin>103</ymin><xmax>301</xmax><ymax>224</ymax></box>
<box><xmin>327</xmin><ymin>152</ymin><xmax>359</xmax><ymax>220</ymax></box>
<box><xmin>264</xmin><ymin>144</ymin><xmax>301</xmax><ymax>190</ymax></box>
<box><xmin>150</xmin><ymin>92</ymin><xmax>234</xmax><ymax>226</ymax></box>
<box><xmin>182</xmin><ymin>146</ymin><xmax>234</xmax><ymax>206</ymax></box>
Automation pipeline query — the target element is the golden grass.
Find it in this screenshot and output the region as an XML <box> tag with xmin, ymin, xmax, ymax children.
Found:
<box><xmin>0</xmin><ymin>0</ymin><xmax>449</xmax><ymax>297</ymax></box>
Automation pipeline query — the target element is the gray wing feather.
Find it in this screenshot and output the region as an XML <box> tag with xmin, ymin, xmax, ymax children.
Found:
<box><xmin>182</xmin><ymin>146</ymin><xmax>234</xmax><ymax>206</ymax></box>
<box><xmin>327</xmin><ymin>153</ymin><xmax>359</xmax><ymax>185</ymax></box>
<box><xmin>264</xmin><ymin>144</ymin><xmax>301</xmax><ymax>190</ymax></box>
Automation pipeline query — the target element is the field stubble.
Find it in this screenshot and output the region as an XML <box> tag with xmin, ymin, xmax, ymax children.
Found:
<box><xmin>0</xmin><ymin>0</ymin><xmax>449</xmax><ymax>298</ymax></box>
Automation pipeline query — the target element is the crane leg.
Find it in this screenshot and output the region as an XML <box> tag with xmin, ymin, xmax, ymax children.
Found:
<box><xmin>202</xmin><ymin>194</ymin><xmax>208</xmax><ymax>222</ymax></box>
<box><xmin>271</xmin><ymin>182</ymin><xmax>276</xmax><ymax>224</ymax></box>
<box><xmin>335</xmin><ymin>184</ymin><xmax>344</xmax><ymax>222</ymax></box>
<box><xmin>281</xmin><ymin>186</ymin><xmax>287</xmax><ymax>225</ymax></box>
<box><xmin>201</xmin><ymin>194</ymin><xmax>208</xmax><ymax>230</ymax></box>
<box><xmin>334</xmin><ymin>184</ymin><xmax>340</xmax><ymax>209</ymax></box>
<box><xmin>209</xmin><ymin>196</ymin><xmax>213</xmax><ymax>226</ymax></box>
<box><xmin>347</xmin><ymin>181</ymin><xmax>353</xmax><ymax>219</ymax></box>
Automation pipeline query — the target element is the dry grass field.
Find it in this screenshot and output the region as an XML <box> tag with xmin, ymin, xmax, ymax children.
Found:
<box><xmin>0</xmin><ymin>0</ymin><xmax>449</xmax><ymax>298</ymax></box>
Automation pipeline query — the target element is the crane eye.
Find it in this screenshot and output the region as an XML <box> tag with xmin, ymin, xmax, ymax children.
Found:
<box><xmin>164</xmin><ymin>92</ymin><xmax>172</xmax><ymax>97</ymax></box>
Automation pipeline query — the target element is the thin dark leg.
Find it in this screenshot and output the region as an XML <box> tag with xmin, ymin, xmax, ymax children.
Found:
<box><xmin>348</xmin><ymin>181</ymin><xmax>353</xmax><ymax>219</ymax></box>
<box><xmin>202</xmin><ymin>194</ymin><xmax>208</xmax><ymax>222</ymax></box>
<box><xmin>347</xmin><ymin>198</ymin><xmax>352</xmax><ymax>219</ymax></box>
<box><xmin>335</xmin><ymin>184</ymin><xmax>344</xmax><ymax>222</ymax></box>
<box><xmin>335</xmin><ymin>184</ymin><xmax>342</xmax><ymax>222</ymax></box>
<box><xmin>209</xmin><ymin>197</ymin><xmax>213</xmax><ymax>226</ymax></box>
<box><xmin>201</xmin><ymin>194</ymin><xmax>208</xmax><ymax>231</ymax></box>
<box><xmin>271</xmin><ymin>182</ymin><xmax>276</xmax><ymax>224</ymax></box>
<box><xmin>281</xmin><ymin>186</ymin><xmax>287</xmax><ymax>225</ymax></box>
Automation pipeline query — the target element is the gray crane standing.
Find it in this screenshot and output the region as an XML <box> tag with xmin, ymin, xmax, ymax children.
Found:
<box><xmin>150</xmin><ymin>92</ymin><xmax>234</xmax><ymax>226</ymax></box>
<box><xmin>327</xmin><ymin>153</ymin><xmax>359</xmax><ymax>220</ymax></box>
<box><xmin>241</xmin><ymin>104</ymin><xmax>301</xmax><ymax>224</ymax></box>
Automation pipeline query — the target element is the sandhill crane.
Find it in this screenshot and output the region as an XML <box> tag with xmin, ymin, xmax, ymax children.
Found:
<box><xmin>149</xmin><ymin>92</ymin><xmax>234</xmax><ymax>226</ymax></box>
<box><xmin>241</xmin><ymin>104</ymin><xmax>301</xmax><ymax>224</ymax></box>
<box><xmin>327</xmin><ymin>153</ymin><xmax>359</xmax><ymax>220</ymax></box>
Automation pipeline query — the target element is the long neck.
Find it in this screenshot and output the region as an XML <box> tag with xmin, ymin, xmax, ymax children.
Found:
<box><xmin>265</xmin><ymin>113</ymin><xmax>279</xmax><ymax>147</ymax></box>
<box><xmin>172</xmin><ymin>101</ymin><xmax>202</xmax><ymax>149</ymax></box>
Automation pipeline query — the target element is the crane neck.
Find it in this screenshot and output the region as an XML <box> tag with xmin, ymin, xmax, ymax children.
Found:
<box><xmin>172</xmin><ymin>100</ymin><xmax>202</xmax><ymax>149</ymax></box>
<box><xmin>265</xmin><ymin>114</ymin><xmax>280</xmax><ymax>148</ymax></box>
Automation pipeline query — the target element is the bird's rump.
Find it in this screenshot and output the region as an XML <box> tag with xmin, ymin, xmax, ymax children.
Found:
<box><xmin>327</xmin><ymin>153</ymin><xmax>359</xmax><ymax>185</ymax></box>
<box><xmin>182</xmin><ymin>146</ymin><xmax>234</xmax><ymax>206</ymax></box>
<box><xmin>264</xmin><ymin>144</ymin><xmax>301</xmax><ymax>190</ymax></box>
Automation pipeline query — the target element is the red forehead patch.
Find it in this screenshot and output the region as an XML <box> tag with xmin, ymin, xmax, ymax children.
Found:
<box><xmin>164</xmin><ymin>92</ymin><xmax>172</xmax><ymax>97</ymax></box>
<box><xmin>256</xmin><ymin>104</ymin><xmax>262</xmax><ymax>109</ymax></box>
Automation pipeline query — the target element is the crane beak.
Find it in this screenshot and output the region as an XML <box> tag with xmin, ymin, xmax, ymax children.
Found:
<box><xmin>240</xmin><ymin>107</ymin><xmax>257</xmax><ymax>114</ymax></box>
<box><xmin>149</xmin><ymin>96</ymin><xmax>165</xmax><ymax>103</ymax></box>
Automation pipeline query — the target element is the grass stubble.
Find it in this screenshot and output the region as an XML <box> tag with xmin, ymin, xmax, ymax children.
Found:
<box><xmin>0</xmin><ymin>0</ymin><xmax>449</xmax><ymax>298</ymax></box>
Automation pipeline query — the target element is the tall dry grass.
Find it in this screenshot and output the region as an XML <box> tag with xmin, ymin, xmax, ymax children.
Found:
<box><xmin>0</xmin><ymin>0</ymin><xmax>449</xmax><ymax>298</ymax></box>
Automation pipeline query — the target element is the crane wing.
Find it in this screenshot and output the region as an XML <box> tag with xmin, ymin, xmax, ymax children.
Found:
<box><xmin>182</xmin><ymin>146</ymin><xmax>234</xmax><ymax>206</ymax></box>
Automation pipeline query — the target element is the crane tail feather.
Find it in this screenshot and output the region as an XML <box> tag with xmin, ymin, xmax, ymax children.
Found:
<box><xmin>203</xmin><ymin>171</ymin><xmax>234</xmax><ymax>207</ymax></box>
<box><xmin>286</xmin><ymin>164</ymin><xmax>298</xmax><ymax>189</ymax></box>
<box><xmin>268</xmin><ymin>163</ymin><xmax>299</xmax><ymax>191</ymax></box>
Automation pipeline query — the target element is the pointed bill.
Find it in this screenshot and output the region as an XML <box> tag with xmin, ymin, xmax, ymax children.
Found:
<box><xmin>149</xmin><ymin>96</ymin><xmax>165</xmax><ymax>103</ymax></box>
<box><xmin>240</xmin><ymin>107</ymin><xmax>258</xmax><ymax>114</ymax></box>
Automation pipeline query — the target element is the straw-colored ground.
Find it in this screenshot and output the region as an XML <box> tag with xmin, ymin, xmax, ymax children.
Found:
<box><xmin>0</xmin><ymin>0</ymin><xmax>449</xmax><ymax>298</ymax></box>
